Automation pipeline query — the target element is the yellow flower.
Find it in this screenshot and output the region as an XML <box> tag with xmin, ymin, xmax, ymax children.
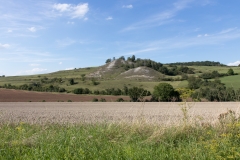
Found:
<box><xmin>221</xmin><ymin>133</ymin><xmax>227</xmax><ymax>137</ymax></box>
<box><xmin>227</xmin><ymin>155</ymin><xmax>234</xmax><ymax>159</ymax></box>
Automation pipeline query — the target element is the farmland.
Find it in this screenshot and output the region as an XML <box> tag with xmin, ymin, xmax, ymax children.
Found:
<box><xmin>0</xmin><ymin>102</ymin><xmax>240</xmax><ymax>159</ymax></box>
<box><xmin>0</xmin><ymin>88</ymin><xmax>130</xmax><ymax>102</ymax></box>
<box><xmin>0</xmin><ymin>102</ymin><xmax>239</xmax><ymax>124</ymax></box>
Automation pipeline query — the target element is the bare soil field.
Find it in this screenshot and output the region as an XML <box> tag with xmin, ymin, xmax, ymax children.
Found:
<box><xmin>0</xmin><ymin>102</ymin><xmax>239</xmax><ymax>124</ymax></box>
<box><xmin>0</xmin><ymin>89</ymin><xmax>130</xmax><ymax>102</ymax></box>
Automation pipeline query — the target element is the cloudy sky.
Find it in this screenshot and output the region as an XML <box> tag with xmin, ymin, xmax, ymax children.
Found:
<box><xmin>1</xmin><ymin>0</ymin><xmax>240</xmax><ymax>76</ymax></box>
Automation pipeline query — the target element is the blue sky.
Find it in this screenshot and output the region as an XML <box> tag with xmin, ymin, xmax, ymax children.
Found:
<box><xmin>1</xmin><ymin>0</ymin><xmax>240</xmax><ymax>76</ymax></box>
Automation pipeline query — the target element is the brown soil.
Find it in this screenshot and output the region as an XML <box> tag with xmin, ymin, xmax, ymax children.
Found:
<box><xmin>0</xmin><ymin>89</ymin><xmax>130</xmax><ymax>102</ymax></box>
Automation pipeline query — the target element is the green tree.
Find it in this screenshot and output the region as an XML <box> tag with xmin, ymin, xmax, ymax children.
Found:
<box><xmin>131</xmin><ymin>55</ymin><xmax>135</xmax><ymax>62</ymax></box>
<box><xmin>81</xmin><ymin>74</ymin><xmax>86</xmax><ymax>81</ymax></box>
<box><xmin>105</xmin><ymin>58</ymin><xmax>111</xmax><ymax>63</ymax></box>
<box><xmin>227</xmin><ymin>68</ymin><xmax>234</xmax><ymax>75</ymax></box>
<box><xmin>69</xmin><ymin>78</ymin><xmax>74</xmax><ymax>85</ymax></box>
<box><xmin>159</xmin><ymin>66</ymin><xmax>169</xmax><ymax>75</ymax></box>
<box><xmin>187</xmin><ymin>76</ymin><xmax>202</xmax><ymax>89</ymax></box>
<box><xmin>119</xmin><ymin>56</ymin><xmax>125</xmax><ymax>61</ymax></box>
<box><xmin>123</xmin><ymin>85</ymin><xmax>128</xmax><ymax>95</ymax></box>
<box><xmin>128</xmin><ymin>87</ymin><xmax>145</xmax><ymax>102</ymax></box>
<box><xmin>152</xmin><ymin>83</ymin><xmax>179</xmax><ymax>102</ymax></box>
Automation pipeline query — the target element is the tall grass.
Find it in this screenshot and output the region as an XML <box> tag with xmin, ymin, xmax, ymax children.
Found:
<box><xmin>0</xmin><ymin>103</ymin><xmax>240</xmax><ymax>159</ymax></box>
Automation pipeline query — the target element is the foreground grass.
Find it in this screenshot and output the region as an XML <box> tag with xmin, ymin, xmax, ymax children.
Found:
<box><xmin>1</xmin><ymin>118</ymin><xmax>240</xmax><ymax>160</ymax></box>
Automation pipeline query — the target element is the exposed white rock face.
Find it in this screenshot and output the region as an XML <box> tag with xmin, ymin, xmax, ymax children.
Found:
<box><xmin>87</xmin><ymin>60</ymin><xmax>118</xmax><ymax>78</ymax></box>
<box><xmin>121</xmin><ymin>67</ymin><xmax>150</xmax><ymax>74</ymax></box>
<box><xmin>120</xmin><ymin>67</ymin><xmax>155</xmax><ymax>79</ymax></box>
<box><xmin>87</xmin><ymin>71</ymin><xmax>102</xmax><ymax>78</ymax></box>
<box><xmin>106</xmin><ymin>60</ymin><xmax>116</xmax><ymax>70</ymax></box>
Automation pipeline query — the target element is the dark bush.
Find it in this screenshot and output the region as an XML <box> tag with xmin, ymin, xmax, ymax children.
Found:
<box><xmin>116</xmin><ymin>98</ymin><xmax>124</xmax><ymax>102</ymax></box>
<box><xmin>100</xmin><ymin>98</ymin><xmax>106</xmax><ymax>102</ymax></box>
<box><xmin>92</xmin><ymin>98</ymin><xmax>98</xmax><ymax>102</ymax></box>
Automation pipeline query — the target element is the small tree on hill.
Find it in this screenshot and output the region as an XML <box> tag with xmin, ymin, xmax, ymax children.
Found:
<box><xmin>152</xmin><ymin>83</ymin><xmax>179</xmax><ymax>102</ymax></box>
<box><xmin>227</xmin><ymin>68</ymin><xmax>234</xmax><ymax>75</ymax></box>
<box><xmin>131</xmin><ymin>55</ymin><xmax>135</xmax><ymax>62</ymax></box>
<box><xmin>105</xmin><ymin>58</ymin><xmax>111</xmax><ymax>63</ymax></box>
<box><xmin>69</xmin><ymin>78</ymin><xmax>74</xmax><ymax>85</ymax></box>
<box><xmin>81</xmin><ymin>74</ymin><xmax>86</xmax><ymax>81</ymax></box>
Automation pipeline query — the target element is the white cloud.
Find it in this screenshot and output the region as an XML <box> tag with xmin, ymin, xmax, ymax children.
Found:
<box><xmin>227</xmin><ymin>61</ymin><xmax>240</xmax><ymax>66</ymax></box>
<box><xmin>122</xmin><ymin>0</ymin><xmax>193</xmax><ymax>32</ymax></box>
<box><xmin>21</xmin><ymin>68</ymin><xmax>47</xmax><ymax>75</ymax></box>
<box><xmin>118</xmin><ymin>28</ymin><xmax>240</xmax><ymax>57</ymax></box>
<box><xmin>122</xmin><ymin>5</ymin><xmax>133</xmax><ymax>9</ymax></box>
<box><xmin>59</xmin><ymin>62</ymin><xmax>62</xmax><ymax>65</ymax></box>
<box><xmin>219</xmin><ymin>27</ymin><xmax>237</xmax><ymax>34</ymax></box>
<box><xmin>173</xmin><ymin>0</ymin><xmax>193</xmax><ymax>10</ymax></box>
<box><xmin>7</xmin><ymin>29</ymin><xmax>13</xmax><ymax>33</ymax></box>
<box><xmin>28</xmin><ymin>27</ymin><xmax>36</xmax><ymax>32</ymax></box>
<box><xmin>106</xmin><ymin>16</ymin><xmax>113</xmax><ymax>20</ymax></box>
<box><xmin>71</xmin><ymin>3</ymin><xmax>89</xmax><ymax>19</ymax></box>
<box><xmin>53</xmin><ymin>3</ymin><xmax>89</xmax><ymax>19</ymax></box>
<box><xmin>197</xmin><ymin>34</ymin><xmax>209</xmax><ymax>37</ymax></box>
<box><xmin>30</xmin><ymin>63</ymin><xmax>40</xmax><ymax>66</ymax></box>
<box><xmin>65</xmin><ymin>67</ymin><xmax>74</xmax><ymax>70</ymax></box>
<box><xmin>0</xmin><ymin>43</ymin><xmax>10</xmax><ymax>49</ymax></box>
<box><xmin>53</xmin><ymin>3</ymin><xmax>71</xmax><ymax>12</ymax></box>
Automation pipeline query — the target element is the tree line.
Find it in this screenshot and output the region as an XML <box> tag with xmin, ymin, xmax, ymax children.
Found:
<box><xmin>0</xmin><ymin>83</ymin><xmax>66</xmax><ymax>93</ymax></box>
<box><xmin>166</xmin><ymin>61</ymin><xmax>226</xmax><ymax>66</ymax></box>
<box><xmin>188</xmin><ymin>77</ymin><xmax>240</xmax><ymax>101</ymax></box>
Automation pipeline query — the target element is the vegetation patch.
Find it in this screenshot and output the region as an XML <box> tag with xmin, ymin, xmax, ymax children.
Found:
<box><xmin>1</xmin><ymin>109</ymin><xmax>239</xmax><ymax>159</ymax></box>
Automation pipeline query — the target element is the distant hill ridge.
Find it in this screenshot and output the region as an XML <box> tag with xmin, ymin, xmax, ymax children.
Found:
<box><xmin>166</xmin><ymin>61</ymin><xmax>226</xmax><ymax>66</ymax></box>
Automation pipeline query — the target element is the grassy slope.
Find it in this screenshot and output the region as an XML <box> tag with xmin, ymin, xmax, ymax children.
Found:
<box><xmin>220</xmin><ymin>74</ymin><xmax>240</xmax><ymax>88</ymax></box>
<box><xmin>0</xmin><ymin>65</ymin><xmax>239</xmax><ymax>92</ymax></box>
<box><xmin>190</xmin><ymin>66</ymin><xmax>240</xmax><ymax>74</ymax></box>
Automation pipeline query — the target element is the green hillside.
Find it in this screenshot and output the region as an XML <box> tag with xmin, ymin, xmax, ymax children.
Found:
<box><xmin>0</xmin><ymin>57</ymin><xmax>239</xmax><ymax>93</ymax></box>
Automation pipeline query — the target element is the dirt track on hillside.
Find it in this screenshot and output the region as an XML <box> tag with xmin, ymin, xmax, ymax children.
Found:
<box><xmin>0</xmin><ymin>89</ymin><xmax>130</xmax><ymax>102</ymax></box>
<box><xmin>0</xmin><ymin>102</ymin><xmax>239</xmax><ymax>124</ymax></box>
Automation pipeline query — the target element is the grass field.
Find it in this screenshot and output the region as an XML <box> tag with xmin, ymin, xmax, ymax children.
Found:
<box><xmin>0</xmin><ymin>102</ymin><xmax>240</xmax><ymax>159</ymax></box>
<box><xmin>0</xmin><ymin>75</ymin><xmax>188</xmax><ymax>92</ymax></box>
<box><xmin>189</xmin><ymin>66</ymin><xmax>240</xmax><ymax>74</ymax></box>
<box><xmin>220</xmin><ymin>74</ymin><xmax>240</xmax><ymax>88</ymax></box>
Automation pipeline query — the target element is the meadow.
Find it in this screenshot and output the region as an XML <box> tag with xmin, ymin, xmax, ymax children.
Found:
<box><xmin>220</xmin><ymin>74</ymin><xmax>240</xmax><ymax>88</ymax></box>
<box><xmin>0</xmin><ymin>102</ymin><xmax>240</xmax><ymax>159</ymax></box>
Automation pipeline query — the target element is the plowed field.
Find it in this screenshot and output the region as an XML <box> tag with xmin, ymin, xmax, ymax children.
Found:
<box><xmin>0</xmin><ymin>89</ymin><xmax>130</xmax><ymax>102</ymax></box>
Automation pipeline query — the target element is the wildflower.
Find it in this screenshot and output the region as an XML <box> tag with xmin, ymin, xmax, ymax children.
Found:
<box><xmin>221</xmin><ymin>133</ymin><xmax>227</xmax><ymax>137</ymax></box>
